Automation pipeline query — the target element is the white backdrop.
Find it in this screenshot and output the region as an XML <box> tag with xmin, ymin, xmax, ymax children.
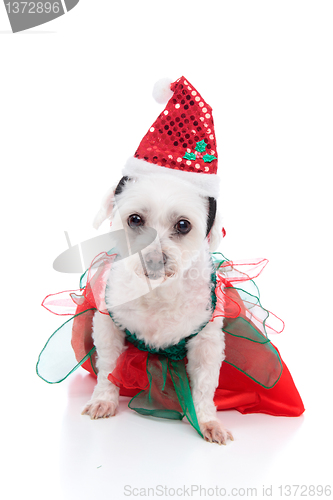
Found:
<box><xmin>1</xmin><ymin>1</ymin><xmax>332</xmax><ymax>499</ymax></box>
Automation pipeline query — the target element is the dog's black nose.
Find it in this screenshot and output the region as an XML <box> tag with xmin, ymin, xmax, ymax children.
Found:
<box><xmin>144</xmin><ymin>252</ymin><xmax>167</xmax><ymax>272</ymax></box>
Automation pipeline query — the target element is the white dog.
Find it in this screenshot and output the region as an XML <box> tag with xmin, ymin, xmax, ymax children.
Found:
<box><xmin>82</xmin><ymin>172</ymin><xmax>234</xmax><ymax>445</ymax></box>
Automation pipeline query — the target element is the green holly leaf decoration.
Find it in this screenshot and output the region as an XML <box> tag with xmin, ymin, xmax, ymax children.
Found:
<box><xmin>203</xmin><ymin>153</ymin><xmax>217</xmax><ymax>163</ymax></box>
<box><xmin>183</xmin><ymin>152</ymin><xmax>197</xmax><ymax>161</ymax></box>
<box><xmin>195</xmin><ymin>140</ymin><xmax>207</xmax><ymax>153</ymax></box>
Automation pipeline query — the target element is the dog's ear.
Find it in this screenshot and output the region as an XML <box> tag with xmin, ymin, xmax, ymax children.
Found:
<box><xmin>93</xmin><ymin>184</ymin><xmax>117</xmax><ymax>229</ymax></box>
<box><xmin>93</xmin><ymin>176</ymin><xmax>131</xmax><ymax>229</ymax></box>
<box><xmin>208</xmin><ymin>209</ymin><xmax>223</xmax><ymax>252</ymax></box>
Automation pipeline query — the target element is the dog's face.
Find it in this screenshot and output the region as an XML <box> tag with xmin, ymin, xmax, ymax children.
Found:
<box><xmin>111</xmin><ymin>175</ymin><xmax>210</xmax><ymax>282</ymax></box>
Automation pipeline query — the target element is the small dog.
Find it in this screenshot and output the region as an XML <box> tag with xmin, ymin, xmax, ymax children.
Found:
<box><xmin>38</xmin><ymin>76</ymin><xmax>304</xmax><ymax>442</ymax></box>
<box><xmin>82</xmin><ymin>172</ymin><xmax>234</xmax><ymax>445</ymax></box>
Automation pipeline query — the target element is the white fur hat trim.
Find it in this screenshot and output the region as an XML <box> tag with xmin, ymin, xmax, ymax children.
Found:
<box><xmin>122</xmin><ymin>157</ymin><xmax>220</xmax><ymax>198</ymax></box>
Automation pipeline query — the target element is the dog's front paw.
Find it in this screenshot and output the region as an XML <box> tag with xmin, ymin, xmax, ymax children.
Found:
<box><xmin>200</xmin><ymin>420</ymin><xmax>234</xmax><ymax>445</ymax></box>
<box><xmin>81</xmin><ymin>399</ymin><xmax>117</xmax><ymax>419</ymax></box>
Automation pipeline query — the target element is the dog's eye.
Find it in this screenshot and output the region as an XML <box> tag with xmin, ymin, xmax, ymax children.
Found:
<box><xmin>128</xmin><ymin>214</ymin><xmax>145</xmax><ymax>228</ymax></box>
<box><xmin>175</xmin><ymin>219</ymin><xmax>191</xmax><ymax>235</ymax></box>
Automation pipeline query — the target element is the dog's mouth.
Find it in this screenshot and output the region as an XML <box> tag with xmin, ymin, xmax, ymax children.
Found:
<box><xmin>138</xmin><ymin>250</ymin><xmax>178</xmax><ymax>282</ymax></box>
<box><xmin>143</xmin><ymin>270</ymin><xmax>176</xmax><ymax>281</ymax></box>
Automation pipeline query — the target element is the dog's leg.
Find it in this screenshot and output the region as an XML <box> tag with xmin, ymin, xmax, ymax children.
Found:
<box><xmin>82</xmin><ymin>311</ymin><xmax>126</xmax><ymax>419</ymax></box>
<box><xmin>186</xmin><ymin>318</ymin><xmax>233</xmax><ymax>444</ymax></box>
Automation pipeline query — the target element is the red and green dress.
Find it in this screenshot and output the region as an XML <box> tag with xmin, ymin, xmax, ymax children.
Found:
<box><xmin>37</xmin><ymin>251</ymin><xmax>304</xmax><ymax>438</ymax></box>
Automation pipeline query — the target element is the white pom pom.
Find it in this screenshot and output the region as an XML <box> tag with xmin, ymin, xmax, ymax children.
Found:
<box><xmin>152</xmin><ymin>77</ymin><xmax>173</xmax><ymax>104</ymax></box>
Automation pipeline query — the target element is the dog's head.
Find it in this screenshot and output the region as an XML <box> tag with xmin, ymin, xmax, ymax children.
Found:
<box><xmin>93</xmin><ymin>174</ymin><xmax>222</xmax><ymax>283</ymax></box>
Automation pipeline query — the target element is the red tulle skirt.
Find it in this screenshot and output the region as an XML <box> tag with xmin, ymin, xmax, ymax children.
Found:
<box><xmin>75</xmin><ymin>329</ymin><xmax>304</xmax><ymax>417</ymax></box>
<box><xmin>41</xmin><ymin>252</ymin><xmax>305</xmax><ymax>418</ymax></box>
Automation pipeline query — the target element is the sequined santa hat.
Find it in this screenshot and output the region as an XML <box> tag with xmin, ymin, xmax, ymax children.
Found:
<box><xmin>122</xmin><ymin>76</ymin><xmax>220</xmax><ymax>198</ymax></box>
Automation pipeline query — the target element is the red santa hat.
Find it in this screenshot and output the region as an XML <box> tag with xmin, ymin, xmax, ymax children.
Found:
<box><xmin>122</xmin><ymin>76</ymin><xmax>220</xmax><ymax>198</ymax></box>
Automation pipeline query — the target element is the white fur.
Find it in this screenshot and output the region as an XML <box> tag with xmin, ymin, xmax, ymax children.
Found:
<box><xmin>82</xmin><ymin>312</ymin><xmax>125</xmax><ymax>419</ymax></box>
<box><xmin>93</xmin><ymin>184</ymin><xmax>116</xmax><ymax>230</ymax></box>
<box><xmin>123</xmin><ymin>157</ymin><xmax>220</xmax><ymax>199</ymax></box>
<box><xmin>152</xmin><ymin>77</ymin><xmax>173</xmax><ymax>104</ymax></box>
<box><xmin>82</xmin><ymin>174</ymin><xmax>232</xmax><ymax>444</ymax></box>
